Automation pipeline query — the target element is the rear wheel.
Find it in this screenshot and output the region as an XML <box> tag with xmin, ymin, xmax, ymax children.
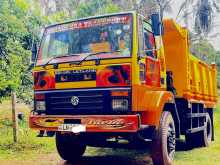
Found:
<box><xmin>56</xmin><ymin>132</ymin><xmax>86</xmax><ymax>162</ymax></box>
<box><xmin>204</xmin><ymin>114</ymin><xmax>212</xmax><ymax>146</ymax></box>
<box><xmin>185</xmin><ymin>114</ymin><xmax>212</xmax><ymax>148</ymax></box>
<box><xmin>151</xmin><ymin>111</ymin><xmax>176</xmax><ymax>165</ymax></box>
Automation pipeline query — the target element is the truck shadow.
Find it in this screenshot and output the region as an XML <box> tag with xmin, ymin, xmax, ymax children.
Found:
<box><xmin>59</xmin><ymin>148</ymin><xmax>153</xmax><ymax>165</ymax></box>
<box><xmin>176</xmin><ymin>139</ymin><xmax>189</xmax><ymax>151</ymax></box>
<box><xmin>61</xmin><ymin>155</ymin><xmax>152</xmax><ymax>165</ymax></box>
<box><xmin>58</xmin><ymin>139</ymin><xmax>189</xmax><ymax>165</ymax></box>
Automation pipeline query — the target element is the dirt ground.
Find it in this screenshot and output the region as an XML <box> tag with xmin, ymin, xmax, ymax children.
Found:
<box><xmin>0</xmin><ymin>101</ymin><xmax>152</xmax><ymax>165</ymax></box>
<box><xmin>0</xmin><ymin>147</ymin><xmax>153</xmax><ymax>165</ymax></box>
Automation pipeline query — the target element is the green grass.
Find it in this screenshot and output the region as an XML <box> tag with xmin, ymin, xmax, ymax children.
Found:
<box><xmin>0</xmin><ymin>100</ymin><xmax>220</xmax><ymax>164</ymax></box>
<box><xmin>0</xmin><ymin>100</ymin><xmax>55</xmax><ymax>160</ymax></box>
<box><xmin>174</xmin><ymin>103</ymin><xmax>220</xmax><ymax>165</ymax></box>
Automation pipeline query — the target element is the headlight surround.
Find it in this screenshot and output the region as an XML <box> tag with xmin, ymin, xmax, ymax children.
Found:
<box><xmin>112</xmin><ymin>99</ymin><xmax>128</xmax><ymax>111</ymax></box>
<box><xmin>35</xmin><ymin>101</ymin><xmax>46</xmax><ymax>111</ymax></box>
<box><xmin>33</xmin><ymin>71</ymin><xmax>55</xmax><ymax>90</ymax></box>
<box><xmin>96</xmin><ymin>65</ymin><xmax>131</xmax><ymax>87</ymax></box>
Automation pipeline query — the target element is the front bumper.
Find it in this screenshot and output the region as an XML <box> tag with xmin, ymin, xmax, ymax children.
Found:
<box><xmin>29</xmin><ymin>114</ymin><xmax>140</xmax><ymax>133</ymax></box>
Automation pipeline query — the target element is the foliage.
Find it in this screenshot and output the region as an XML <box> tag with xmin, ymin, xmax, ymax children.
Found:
<box><xmin>0</xmin><ymin>0</ymin><xmax>44</xmax><ymax>103</ymax></box>
<box><xmin>190</xmin><ymin>39</ymin><xmax>218</xmax><ymax>63</ymax></box>
<box><xmin>38</xmin><ymin>0</ymin><xmax>121</xmax><ymax>23</ymax></box>
<box><xmin>215</xmin><ymin>51</ymin><xmax>220</xmax><ymax>87</ymax></box>
<box><xmin>0</xmin><ymin>101</ymin><xmax>55</xmax><ymax>159</ymax></box>
<box><xmin>75</xmin><ymin>0</ymin><xmax>121</xmax><ymax>18</ymax></box>
<box><xmin>216</xmin><ymin>51</ymin><xmax>220</xmax><ymax>65</ymax></box>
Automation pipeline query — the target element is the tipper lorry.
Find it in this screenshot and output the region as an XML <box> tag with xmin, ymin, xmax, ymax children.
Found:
<box><xmin>29</xmin><ymin>10</ymin><xmax>217</xmax><ymax>165</ymax></box>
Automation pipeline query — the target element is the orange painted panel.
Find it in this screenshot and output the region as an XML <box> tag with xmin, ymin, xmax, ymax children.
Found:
<box><xmin>29</xmin><ymin>115</ymin><xmax>139</xmax><ymax>133</ymax></box>
<box><xmin>132</xmin><ymin>85</ymin><xmax>174</xmax><ymax>127</ymax></box>
<box><xmin>145</xmin><ymin>57</ymin><xmax>161</xmax><ymax>87</ymax></box>
<box><xmin>163</xmin><ymin>19</ymin><xmax>217</xmax><ymax>104</ymax></box>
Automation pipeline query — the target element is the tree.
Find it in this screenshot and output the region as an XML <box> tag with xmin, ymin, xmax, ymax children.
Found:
<box><xmin>0</xmin><ymin>0</ymin><xmax>44</xmax><ymax>103</ymax></box>
<box><xmin>75</xmin><ymin>0</ymin><xmax>121</xmax><ymax>18</ymax></box>
<box><xmin>0</xmin><ymin>0</ymin><xmax>123</xmax><ymax>103</ymax></box>
<box><xmin>156</xmin><ymin>0</ymin><xmax>173</xmax><ymax>17</ymax></box>
<box><xmin>190</xmin><ymin>39</ymin><xmax>218</xmax><ymax>63</ymax></box>
<box><xmin>175</xmin><ymin>0</ymin><xmax>220</xmax><ymax>34</ymax></box>
<box><xmin>194</xmin><ymin>0</ymin><xmax>220</xmax><ymax>34</ymax></box>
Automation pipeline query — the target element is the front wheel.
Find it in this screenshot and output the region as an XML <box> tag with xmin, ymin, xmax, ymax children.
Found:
<box><xmin>56</xmin><ymin>132</ymin><xmax>86</xmax><ymax>162</ymax></box>
<box><xmin>151</xmin><ymin>111</ymin><xmax>176</xmax><ymax>165</ymax></box>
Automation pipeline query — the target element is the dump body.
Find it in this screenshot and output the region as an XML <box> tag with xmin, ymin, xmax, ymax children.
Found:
<box><xmin>163</xmin><ymin>19</ymin><xmax>217</xmax><ymax>104</ymax></box>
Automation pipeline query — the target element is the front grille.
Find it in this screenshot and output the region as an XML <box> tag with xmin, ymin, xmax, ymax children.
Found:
<box><xmin>46</xmin><ymin>90</ymin><xmax>111</xmax><ymax>115</ymax></box>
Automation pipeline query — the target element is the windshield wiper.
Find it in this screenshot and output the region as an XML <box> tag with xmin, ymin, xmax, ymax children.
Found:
<box><xmin>42</xmin><ymin>54</ymin><xmax>80</xmax><ymax>68</ymax></box>
<box><xmin>75</xmin><ymin>50</ymin><xmax>121</xmax><ymax>65</ymax></box>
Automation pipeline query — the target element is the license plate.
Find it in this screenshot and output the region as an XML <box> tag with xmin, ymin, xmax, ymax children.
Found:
<box><xmin>58</xmin><ymin>124</ymin><xmax>86</xmax><ymax>133</ymax></box>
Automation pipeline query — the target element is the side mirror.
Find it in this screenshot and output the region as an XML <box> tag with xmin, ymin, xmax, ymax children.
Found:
<box><xmin>151</xmin><ymin>13</ymin><xmax>164</xmax><ymax>36</ymax></box>
<box><xmin>31</xmin><ymin>43</ymin><xmax>37</xmax><ymax>64</ymax></box>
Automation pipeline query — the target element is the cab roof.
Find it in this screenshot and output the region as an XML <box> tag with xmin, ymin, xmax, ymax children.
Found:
<box><xmin>45</xmin><ymin>11</ymin><xmax>136</xmax><ymax>29</ymax></box>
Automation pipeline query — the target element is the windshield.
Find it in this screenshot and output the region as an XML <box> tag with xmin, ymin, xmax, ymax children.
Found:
<box><xmin>36</xmin><ymin>14</ymin><xmax>132</xmax><ymax>65</ymax></box>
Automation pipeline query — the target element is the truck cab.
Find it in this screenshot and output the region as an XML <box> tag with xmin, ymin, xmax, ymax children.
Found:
<box><xmin>30</xmin><ymin>11</ymin><xmax>217</xmax><ymax>165</ymax></box>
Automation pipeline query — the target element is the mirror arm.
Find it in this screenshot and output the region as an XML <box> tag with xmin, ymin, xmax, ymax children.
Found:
<box><xmin>137</xmin><ymin>53</ymin><xmax>142</xmax><ymax>61</ymax></box>
<box><xmin>31</xmin><ymin>41</ymin><xmax>38</xmax><ymax>66</ymax></box>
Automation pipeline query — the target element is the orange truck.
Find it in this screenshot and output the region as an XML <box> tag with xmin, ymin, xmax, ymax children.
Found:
<box><xmin>29</xmin><ymin>11</ymin><xmax>217</xmax><ymax>165</ymax></box>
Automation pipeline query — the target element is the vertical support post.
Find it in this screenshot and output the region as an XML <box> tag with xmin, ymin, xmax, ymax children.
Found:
<box><xmin>12</xmin><ymin>91</ymin><xmax>18</xmax><ymax>143</ymax></box>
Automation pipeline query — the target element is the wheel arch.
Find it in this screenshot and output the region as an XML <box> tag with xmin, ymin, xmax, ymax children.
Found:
<box><xmin>137</xmin><ymin>90</ymin><xmax>178</xmax><ymax>131</ymax></box>
<box><xmin>163</xmin><ymin>103</ymin><xmax>181</xmax><ymax>138</ymax></box>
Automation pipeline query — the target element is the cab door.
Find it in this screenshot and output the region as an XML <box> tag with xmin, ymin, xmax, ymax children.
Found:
<box><xmin>138</xmin><ymin>16</ymin><xmax>161</xmax><ymax>87</ymax></box>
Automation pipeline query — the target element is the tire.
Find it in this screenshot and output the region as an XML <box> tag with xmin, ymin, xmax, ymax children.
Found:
<box><xmin>56</xmin><ymin>132</ymin><xmax>86</xmax><ymax>162</ymax></box>
<box><xmin>185</xmin><ymin>114</ymin><xmax>212</xmax><ymax>148</ymax></box>
<box><xmin>204</xmin><ymin>114</ymin><xmax>213</xmax><ymax>146</ymax></box>
<box><xmin>151</xmin><ymin>111</ymin><xmax>176</xmax><ymax>165</ymax></box>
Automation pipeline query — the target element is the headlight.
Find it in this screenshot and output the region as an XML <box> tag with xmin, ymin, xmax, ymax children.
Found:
<box><xmin>35</xmin><ymin>101</ymin><xmax>46</xmax><ymax>111</ymax></box>
<box><xmin>112</xmin><ymin>99</ymin><xmax>128</xmax><ymax>111</ymax></box>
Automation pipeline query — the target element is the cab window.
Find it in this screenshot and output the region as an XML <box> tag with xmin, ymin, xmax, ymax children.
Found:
<box><xmin>138</xmin><ymin>16</ymin><xmax>157</xmax><ymax>58</ymax></box>
<box><xmin>143</xmin><ymin>21</ymin><xmax>157</xmax><ymax>58</ymax></box>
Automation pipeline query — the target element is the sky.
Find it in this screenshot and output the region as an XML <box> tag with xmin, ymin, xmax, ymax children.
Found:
<box><xmin>164</xmin><ymin>0</ymin><xmax>220</xmax><ymax>51</ymax></box>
